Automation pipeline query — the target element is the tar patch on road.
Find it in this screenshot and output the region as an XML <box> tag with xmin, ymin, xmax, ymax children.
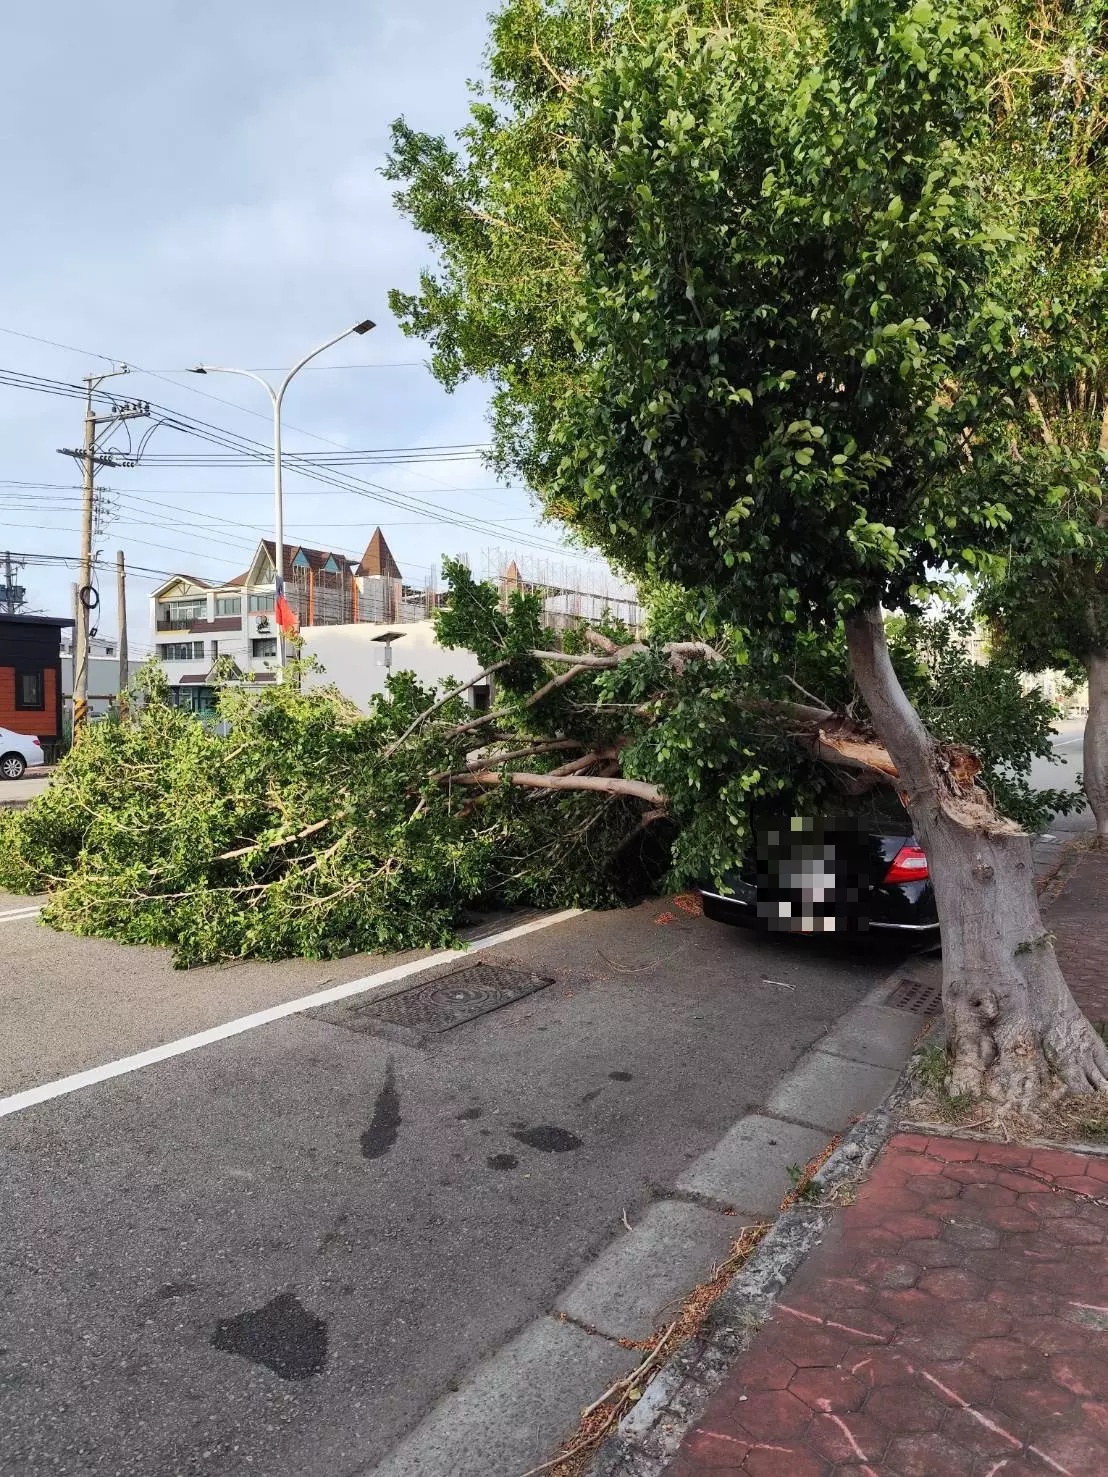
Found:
<box><xmin>511</xmin><ymin>1125</ymin><xmax>583</xmax><ymax>1153</ymax></box>
<box><xmin>362</xmin><ymin>1059</ymin><xmax>401</xmax><ymax>1159</ymax></box>
<box><xmin>156</xmin><ymin>1281</ymin><xmax>197</xmax><ymax>1301</ymax></box>
<box><xmin>210</xmin><ymin>1291</ymin><xmax>328</xmax><ymax>1381</ymax></box>
<box><xmin>486</xmin><ymin>1153</ymin><xmax>519</xmax><ymax>1170</ymax></box>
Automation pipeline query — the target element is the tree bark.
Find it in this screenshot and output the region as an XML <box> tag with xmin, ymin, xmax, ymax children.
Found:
<box><xmin>845</xmin><ymin>605</ymin><xmax>1108</xmax><ymax>1106</ymax></box>
<box><xmin>1085</xmin><ymin>652</ymin><xmax>1108</xmax><ymax>844</ymax></box>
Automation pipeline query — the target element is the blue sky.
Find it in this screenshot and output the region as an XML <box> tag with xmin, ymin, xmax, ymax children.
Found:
<box><xmin>0</xmin><ymin>0</ymin><xmax>613</xmax><ymax>652</ymax></box>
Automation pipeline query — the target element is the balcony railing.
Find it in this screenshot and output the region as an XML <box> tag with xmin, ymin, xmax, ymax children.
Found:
<box><xmin>156</xmin><ymin>616</ymin><xmax>242</xmax><ymax>633</ymax></box>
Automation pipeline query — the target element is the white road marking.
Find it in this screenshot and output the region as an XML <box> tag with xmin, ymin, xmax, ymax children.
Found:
<box><xmin>0</xmin><ymin>908</ymin><xmax>583</xmax><ymax>1120</ymax></box>
<box><xmin>0</xmin><ymin>906</ymin><xmax>42</xmax><ymax>923</ymax></box>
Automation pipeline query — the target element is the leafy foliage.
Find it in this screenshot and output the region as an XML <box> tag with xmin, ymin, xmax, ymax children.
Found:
<box><xmin>0</xmin><ymin>570</ymin><xmax>1074</xmax><ymax>965</ymax></box>
<box><xmin>0</xmin><ymin>662</ymin><xmax>500</xmax><ymax>966</ymax></box>
<box><xmin>389</xmin><ymin>0</ymin><xmax>1100</xmax><ymax>648</ymax></box>
<box><xmin>975</xmin><ymin>0</ymin><xmax>1108</xmax><ymax>673</ymax></box>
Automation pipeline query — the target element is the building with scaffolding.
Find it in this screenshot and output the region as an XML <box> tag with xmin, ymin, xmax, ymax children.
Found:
<box><xmin>150</xmin><ymin>532</ymin><xmax>641</xmax><ymax>712</ymax></box>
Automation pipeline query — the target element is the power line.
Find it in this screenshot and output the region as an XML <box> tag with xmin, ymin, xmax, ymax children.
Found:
<box><xmin>0</xmin><ymin>325</ymin><xmax>119</xmax><ymax>365</ymax></box>
<box><xmin>0</xmin><ymin>333</ymin><xmax>526</xmax><ymax>514</ymax></box>
<box><xmin>0</xmin><ymin>361</ymin><xmax>591</xmax><ymax>559</ymax></box>
<box><xmin>149</xmin><ymin>361</ymin><xmax>426</xmax><ymax>371</ymax></box>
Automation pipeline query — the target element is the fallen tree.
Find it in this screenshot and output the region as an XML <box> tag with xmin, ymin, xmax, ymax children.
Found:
<box><xmin>0</xmin><ymin>566</ymin><xmax>1072</xmax><ymax>971</ymax></box>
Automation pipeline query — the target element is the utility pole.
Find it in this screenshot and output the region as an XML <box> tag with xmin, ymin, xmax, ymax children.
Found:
<box><xmin>1</xmin><ymin>551</ymin><xmax>26</xmax><ymax>615</ymax></box>
<box><xmin>73</xmin><ymin>388</ymin><xmax>96</xmax><ymax>729</ymax></box>
<box><xmin>116</xmin><ymin>550</ymin><xmax>129</xmax><ymax>721</ymax></box>
<box><xmin>60</xmin><ymin>371</ymin><xmax>148</xmax><ymax>734</ymax></box>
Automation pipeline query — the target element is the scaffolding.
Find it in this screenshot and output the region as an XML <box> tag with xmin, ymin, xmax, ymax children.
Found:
<box><xmin>484</xmin><ymin>548</ymin><xmax>643</xmax><ymax>635</ymax></box>
<box><xmin>284</xmin><ymin>530</ymin><xmax>641</xmax><ymax>635</ymax></box>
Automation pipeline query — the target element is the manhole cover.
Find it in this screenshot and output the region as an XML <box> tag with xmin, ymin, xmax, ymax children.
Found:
<box><xmin>884</xmin><ymin>975</ymin><xmax>942</xmax><ymax>1015</ymax></box>
<box><xmin>310</xmin><ymin>963</ymin><xmax>554</xmax><ymax>1045</ymax></box>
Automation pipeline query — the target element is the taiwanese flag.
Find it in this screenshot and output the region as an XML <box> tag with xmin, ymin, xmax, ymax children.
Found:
<box><xmin>274</xmin><ymin>575</ymin><xmax>298</xmax><ymax>636</ymax></box>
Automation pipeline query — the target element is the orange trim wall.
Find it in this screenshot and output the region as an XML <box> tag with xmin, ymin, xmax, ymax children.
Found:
<box><xmin>0</xmin><ymin>666</ymin><xmax>59</xmax><ymax>737</ymax></box>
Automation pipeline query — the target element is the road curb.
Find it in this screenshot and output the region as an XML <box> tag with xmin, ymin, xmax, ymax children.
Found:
<box><xmin>583</xmin><ymin>975</ymin><xmax>935</xmax><ymax>1477</ymax></box>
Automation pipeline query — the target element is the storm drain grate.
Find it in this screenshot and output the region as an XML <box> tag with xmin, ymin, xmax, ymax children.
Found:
<box><xmin>884</xmin><ymin>974</ymin><xmax>942</xmax><ymax>1015</ymax></box>
<box><xmin>309</xmin><ymin>963</ymin><xmax>554</xmax><ymax>1045</ymax></box>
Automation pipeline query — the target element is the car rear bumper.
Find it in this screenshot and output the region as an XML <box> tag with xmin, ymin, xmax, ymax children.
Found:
<box><xmin>698</xmin><ymin>888</ymin><xmax>941</xmax><ymax>937</ymax></box>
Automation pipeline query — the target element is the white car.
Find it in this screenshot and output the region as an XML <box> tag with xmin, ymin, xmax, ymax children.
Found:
<box><xmin>0</xmin><ymin>728</ymin><xmax>43</xmax><ymax>780</ymax></box>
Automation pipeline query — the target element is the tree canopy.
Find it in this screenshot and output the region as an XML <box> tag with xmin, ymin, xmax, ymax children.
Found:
<box><xmin>387</xmin><ymin>0</ymin><xmax>1102</xmax><ymax>649</ymax></box>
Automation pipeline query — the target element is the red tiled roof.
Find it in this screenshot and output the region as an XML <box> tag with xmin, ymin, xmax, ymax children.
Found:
<box><xmin>260</xmin><ymin>540</ymin><xmax>352</xmax><ymax>575</ymax></box>
<box><xmin>357</xmin><ymin>528</ymin><xmax>402</xmax><ymax>580</ymax></box>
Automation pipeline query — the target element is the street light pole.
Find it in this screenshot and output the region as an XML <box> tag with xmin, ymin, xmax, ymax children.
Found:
<box><xmin>190</xmin><ymin>318</ymin><xmax>375</xmax><ymax>669</ymax></box>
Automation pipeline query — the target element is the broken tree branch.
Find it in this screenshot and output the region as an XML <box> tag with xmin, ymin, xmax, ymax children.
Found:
<box><xmin>383</xmin><ymin>658</ymin><xmax>514</xmax><ymax>759</ymax></box>
<box><xmin>1027</xmin><ymin>389</ymin><xmax>1057</xmax><ymax>447</ymax></box>
<box><xmin>434</xmin><ymin>740</ymin><xmax>586</xmax><ymax>779</ymax></box>
<box><xmin>547</xmin><ymin>750</ymin><xmax>616</xmax><ymax>776</ymax></box>
<box><xmin>443</xmin><ymin>771</ymin><xmax>666</xmax><ymax>804</ymax></box>
<box><xmin>214</xmin><ymin>815</ymin><xmax>335</xmax><ymax>863</ymax></box>
<box><xmin>786</xmin><ymin>674</ymin><xmax>833</xmax><ymax>711</ymax></box>
<box><xmin>583</xmin><ymin>628</ymin><xmax>619</xmax><ymax>654</ymax></box>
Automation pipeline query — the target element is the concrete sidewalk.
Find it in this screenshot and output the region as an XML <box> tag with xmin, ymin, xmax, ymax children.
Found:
<box><xmin>656</xmin><ymin>846</ymin><xmax>1108</xmax><ymax>1477</ymax></box>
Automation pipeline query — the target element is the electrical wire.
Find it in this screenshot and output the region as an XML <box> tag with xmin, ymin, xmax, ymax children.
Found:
<box><xmin>0</xmin><ymin>363</ymin><xmax>570</xmax><ymax>555</ymax></box>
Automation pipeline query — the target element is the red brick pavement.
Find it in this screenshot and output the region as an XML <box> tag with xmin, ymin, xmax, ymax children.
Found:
<box><xmin>665</xmin><ymin>1133</ymin><xmax>1108</xmax><ymax>1477</ymax></box>
<box><xmin>1046</xmin><ymin>848</ymin><xmax>1108</xmax><ymax>1025</ymax></box>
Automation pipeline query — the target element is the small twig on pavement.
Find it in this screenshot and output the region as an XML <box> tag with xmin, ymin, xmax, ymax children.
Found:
<box><xmin>621</xmin><ymin>1209</ymin><xmax>633</xmax><ymax>1232</ymax></box>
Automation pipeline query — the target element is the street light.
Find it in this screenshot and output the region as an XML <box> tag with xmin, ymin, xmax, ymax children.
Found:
<box><xmin>190</xmin><ymin>318</ymin><xmax>375</xmax><ymax>668</ymax></box>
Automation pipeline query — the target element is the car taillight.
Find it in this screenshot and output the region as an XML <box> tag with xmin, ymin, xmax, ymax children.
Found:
<box><xmin>31</xmin><ymin>738</ymin><xmax>42</xmax><ymax>748</ymax></box>
<box><xmin>884</xmin><ymin>844</ymin><xmax>929</xmax><ymax>884</ymax></box>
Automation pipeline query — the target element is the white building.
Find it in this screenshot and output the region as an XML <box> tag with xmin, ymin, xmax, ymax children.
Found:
<box><xmin>149</xmin><ymin>529</ymin><xmax>437</xmax><ymax>713</ymax></box>
<box><xmin>301</xmin><ymin>620</ymin><xmax>487</xmax><ymax>712</ymax></box>
<box><xmin>149</xmin><ymin>530</ymin><xmax>642</xmax><ymax>717</ymax></box>
<box><xmin>59</xmin><ymin>633</ymin><xmax>120</xmax><ymax>720</ymax></box>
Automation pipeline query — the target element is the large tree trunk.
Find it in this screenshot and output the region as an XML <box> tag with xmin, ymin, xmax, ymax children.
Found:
<box><xmin>1084</xmin><ymin>652</ymin><xmax>1108</xmax><ymax>844</ymax></box>
<box><xmin>845</xmin><ymin>606</ymin><xmax>1108</xmax><ymax>1106</ymax></box>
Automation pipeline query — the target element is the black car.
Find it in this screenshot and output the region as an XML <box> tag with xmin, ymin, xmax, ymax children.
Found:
<box><xmin>698</xmin><ymin>790</ymin><xmax>939</xmax><ymax>939</ymax></box>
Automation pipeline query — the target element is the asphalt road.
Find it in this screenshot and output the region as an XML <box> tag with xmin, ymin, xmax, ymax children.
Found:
<box><xmin>1026</xmin><ymin>714</ymin><xmax>1085</xmax><ymax>797</ymax></box>
<box><xmin>0</xmin><ymin>769</ymin><xmax>51</xmax><ymax>807</ymax></box>
<box><xmin>0</xmin><ymin>894</ymin><xmax>904</xmax><ymax>1477</ymax></box>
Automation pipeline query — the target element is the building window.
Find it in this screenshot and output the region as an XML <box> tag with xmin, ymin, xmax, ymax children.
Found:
<box><xmin>158</xmin><ymin>641</ymin><xmax>204</xmax><ymax>661</ymax></box>
<box><xmin>158</xmin><ymin>598</ymin><xmax>207</xmax><ymax>624</ymax></box>
<box><xmin>170</xmin><ymin>686</ymin><xmax>216</xmax><ymax>714</ymax></box>
<box><xmin>251</xmin><ymin>638</ymin><xmax>278</xmax><ymax>658</ymax></box>
<box><xmin>15</xmin><ymin>670</ymin><xmax>44</xmax><ymax>709</ymax></box>
<box><xmin>249</xmin><ymin>592</ymin><xmax>275</xmax><ymax>612</ymax></box>
<box><xmin>215</xmin><ymin>596</ymin><xmax>242</xmax><ymax>616</ymax></box>
<box><xmin>211</xmin><ymin>641</ymin><xmax>219</xmax><ymax>659</ymax></box>
<box><xmin>472</xmin><ymin>685</ymin><xmax>491</xmax><ymax>713</ymax></box>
